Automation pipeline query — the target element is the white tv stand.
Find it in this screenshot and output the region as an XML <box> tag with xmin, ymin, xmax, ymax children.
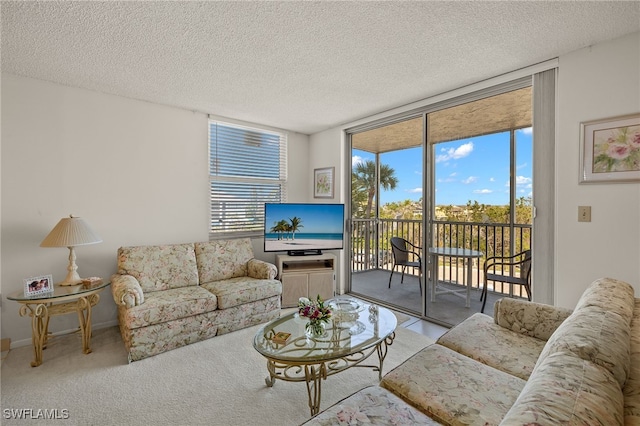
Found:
<box><xmin>276</xmin><ymin>253</ymin><xmax>336</xmax><ymax>308</ymax></box>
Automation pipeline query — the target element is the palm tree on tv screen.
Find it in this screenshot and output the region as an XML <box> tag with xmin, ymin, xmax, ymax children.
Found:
<box><xmin>289</xmin><ymin>216</ymin><xmax>303</xmax><ymax>240</ymax></box>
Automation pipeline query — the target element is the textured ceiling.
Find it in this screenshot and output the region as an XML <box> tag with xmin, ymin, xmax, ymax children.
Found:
<box><xmin>2</xmin><ymin>1</ymin><xmax>639</xmax><ymax>135</ymax></box>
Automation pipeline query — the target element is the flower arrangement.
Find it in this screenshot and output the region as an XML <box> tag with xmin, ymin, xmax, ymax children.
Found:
<box><xmin>298</xmin><ymin>295</ymin><xmax>332</xmax><ymax>337</ymax></box>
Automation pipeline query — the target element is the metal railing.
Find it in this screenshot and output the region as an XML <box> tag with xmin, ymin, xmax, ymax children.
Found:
<box><xmin>351</xmin><ymin>218</ymin><xmax>532</xmax><ymax>298</ymax></box>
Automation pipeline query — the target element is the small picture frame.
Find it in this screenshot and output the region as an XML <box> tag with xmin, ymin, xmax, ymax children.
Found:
<box><xmin>24</xmin><ymin>275</ymin><xmax>54</xmax><ymax>297</ymax></box>
<box><xmin>580</xmin><ymin>113</ymin><xmax>640</xmax><ymax>183</ymax></box>
<box><xmin>314</xmin><ymin>167</ymin><xmax>335</xmax><ymax>198</ymax></box>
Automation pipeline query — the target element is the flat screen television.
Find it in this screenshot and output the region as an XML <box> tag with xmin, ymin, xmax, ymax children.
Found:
<box><xmin>264</xmin><ymin>203</ymin><xmax>345</xmax><ymax>256</ymax></box>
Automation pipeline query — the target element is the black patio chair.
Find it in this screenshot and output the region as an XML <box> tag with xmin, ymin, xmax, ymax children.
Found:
<box><xmin>481</xmin><ymin>249</ymin><xmax>532</xmax><ymax>313</ymax></box>
<box><xmin>388</xmin><ymin>237</ymin><xmax>422</xmax><ymax>295</ymax></box>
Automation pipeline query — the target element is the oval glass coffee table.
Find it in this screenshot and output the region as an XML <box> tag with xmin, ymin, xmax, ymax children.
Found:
<box><xmin>253</xmin><ymin>298</ymin><xmax>397</xmax><ymax>416</ymax></box>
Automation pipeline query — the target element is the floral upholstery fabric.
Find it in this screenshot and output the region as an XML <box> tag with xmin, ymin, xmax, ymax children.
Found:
<box><xmin>302</xmin><ymin>386</ymin><xmax>443</xmax><ymax>426</ymax></box>
<box><xmin>120</xmin><ymin>296</ymin><xmax>281</xmax><ymax>361</ymax></box>
<box><xmin>195</xmin><ymin>239</ymin><xmax>254</xmax><ymax>283</ymax></box>
<box><xmin>200</xmin><ymin>277</ymin><xmax>281</xmax><ymax>309</ymax></box>
<box><xmin>381</xmin><ymin>344</ymin><xmax>525</xmax><ymax>425</ymax></box>
<box><xmin>574</xmin><ymin>277</ymin><xmax>636</xmax><ymax>323</ymax></box>
<box><xmin>117</xmin><ymin>243</ymin><xmax>199</xmax><ymax>292</ymax></box>
<box><xmin>111</xmin><ymin>274</ymin><xmax>144</xmax><ymax>308</ymax></box>
<box><xmin>624</xmin><ymin>299</ymin><xmax>640</xmax><ymax>424</ymax></box>
<box><xmin>501</xmin><ymin>351</ymin><xmax>625</xmax><ymax>425</ymax></box>
<box><xmin>120</xmin><ymin>310</ymin><xmax>219</xmax><ymax>362</ymax></box>
<box><xmin>112</xmin><ymin>238</ymin><xmax>282</xmax><ymax>361</ymax></box>
<box><xmin>493</xmin><ymin>297</ymin><xmax>573</xmax><ymax>341</ymax></box>
<box><xmin>535</xmin><ymin>279</ymin><xmax>635</xmax><ymax>388</ymax></box>
<box><xmin>120</xmin><ymin>286</ymin><xmax>218</xmax><ymax>329</ymax></box>
<box><xmin>436</xmin><ymin>313</ymin><xmax>546</xmax><ymax>380</ymax></box>
<box><xmin>247</xmin><ymin>258</ymin><xmax>277</xmax><ymax>280</ymax></box>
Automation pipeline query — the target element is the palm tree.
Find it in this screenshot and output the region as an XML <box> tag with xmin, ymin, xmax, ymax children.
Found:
<box><xmin>289</xmin><ymin>216</ymin><xmax>303</xmax><ymax>240</ymax></box>
<box><xmin>271</xmin><ymin>219</ymin><xmax>289</xmax><ymax>240</ymax></box>
<box><xmin>353</xmin><ymin>160</ymin><xmax>398</xmax><ymax>218</ymax></box>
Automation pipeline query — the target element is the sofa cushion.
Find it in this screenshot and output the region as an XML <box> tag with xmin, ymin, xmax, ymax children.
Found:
<box><xmin>195</xmin><ymin>239</ymin><xmax>254</xmax><ymax>283</ymax></box>
<box><xmin>437</xmin><ymin>313</ymin><xmax>546</xmax><ymax>380</ymax></box>
<box><xmin>117</xmin><ymin>243</ymin><xmax>199</xmax><ymax>293</ymax></box>
<box><xmin>302</xmin><ymin>385</ymin><xmax>443</xmax><ymax>425</ymax></box>
<box><xmin>624</xmin><ymin>299</ymin><xmax>640</xmax><ymax>423</ymax></box>
<box><xmin>201</xmin><ymin>277</ymin><xmax>282</xmax><ymax>309</ymax></box>
<box><xmin>381</xmin><ymin>344</ymin><xmax>525</xmax><ymax>425</ymax></box>
<box><xmin>535</xmin><ymin>308</ymin><xmax>631</xmax><ymax>388</ymax></box>
<box><xmin>574</xmin><ymin>277</ymin><xmax>636</xmax><ymax>324</ymax></box>
<box><xmin>121</xmin><ymin>286</ymin><xmax>218</xmax><ymax>329</ymax></box>
<box><xmin>501</xmin><ymin>351</ymin><xmax>624</xmax><ymax>425</ymax></box>
<box><xmin>493</xmin><ymin>297</ymin><xmax>572</xmax><ymax>341</ymax></box>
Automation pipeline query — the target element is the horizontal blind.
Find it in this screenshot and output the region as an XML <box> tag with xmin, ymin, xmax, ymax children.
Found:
<box><xmin>209</xmin><ymin>121</ymin><xmax>287</xmax><ymax>236</ymax></box>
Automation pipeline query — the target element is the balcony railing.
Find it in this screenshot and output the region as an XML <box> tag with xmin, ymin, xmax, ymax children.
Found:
<box><xmin>351</xmin><ymin>218</ymin><xmax>532</xmax><ymax>298</ymax></box>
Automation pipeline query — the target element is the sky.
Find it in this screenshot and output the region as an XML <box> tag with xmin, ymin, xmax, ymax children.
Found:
<box><xmin>352</xmin><ymin>128</ymin><xmax>533</xmax><ymax>206</ymax></box>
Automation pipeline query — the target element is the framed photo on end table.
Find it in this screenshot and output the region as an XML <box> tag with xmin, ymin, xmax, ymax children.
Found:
<box><xmin>24</xmin><ymin>274</ymin><xmax>54</xmax><ymax>297</ymax></box>
<box><xmin>314</xmin><ymin>167</ymin><xmax>334</xmax><ymax>198</ymax></box>
<box><xmin>580</xmin><ymin>113</ymin><xmax>640</xmax><ymax>183</ymax></box>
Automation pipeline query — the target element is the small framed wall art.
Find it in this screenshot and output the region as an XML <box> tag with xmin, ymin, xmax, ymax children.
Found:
<box><xmin>314</xmin><ymin>167</ymin><xmax>335</xmax><ymax>198</ymax></box>
<box><xmin>580</xmin><ymin>113</ymin><xmax>640</xmax><ymax>183</ymax></box>
<box><xmin>24</xmin><ymin>274</ymin><xmax>54</xmax><ymax>297</ymax></box>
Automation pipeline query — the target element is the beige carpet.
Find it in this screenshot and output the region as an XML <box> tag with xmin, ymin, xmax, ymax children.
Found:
<box><xmin>1</xmin><ymin>315</ymin><xmax>432</xmax><ymax>426</ymax></box>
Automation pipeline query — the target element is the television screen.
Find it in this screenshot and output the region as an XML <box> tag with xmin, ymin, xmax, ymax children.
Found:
<box><xmin>264</xmin><ymin>203</ymin><xmax>345</xmax><ymax>255</ymax></box>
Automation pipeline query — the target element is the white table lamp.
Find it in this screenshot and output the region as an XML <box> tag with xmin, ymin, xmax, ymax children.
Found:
<box><xmin>40</xmin><ymin>215</ymin><xmax>102</xmax><ymax>286</ymax></box>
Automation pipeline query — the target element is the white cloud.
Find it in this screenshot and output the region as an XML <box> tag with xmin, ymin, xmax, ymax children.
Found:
<box><xmin>462</xmin><ymin>176</ymin><xmax>477</xmax><ymax>184</ymax></box>
<box><xmin>406</xmin><ymin>187</ymin><xmax>423</xmax><ymax>194</ymax></box>
<box><xmin>518</xmin><ymin>127</ymin><xmax>533</xmax><ymax>135</ymax></box>
<box><xmin>516</xmin><ymin>175</ymin><xmax>532</xmax><ymax>185</ymax></box>
<box><xmin>436</xmin><ymin>142</ymin><xmax>474</xmax><ymax>163</ymax></box>
<box><xmin>489</xmin><ymin>177</ymin><xmax>495</xmax><ymax>182</ymax></box>
<box><xmin>352</xmin><ymin>155</ymin><xmax>365</xmax><ymax>167</ymax></box>
<box><xmin>473</xmin><ymin>189</ymin><xmax>493</xmax><ymax>194</ymax></box>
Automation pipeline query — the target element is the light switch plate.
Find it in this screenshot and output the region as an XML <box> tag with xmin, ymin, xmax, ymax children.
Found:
<box><xmin>578</xmin><ymin>206</ymin><xmax>591</xmax><ymax>222</ymax></box>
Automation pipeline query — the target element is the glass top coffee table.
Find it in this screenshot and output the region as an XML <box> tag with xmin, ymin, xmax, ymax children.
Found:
<box><xmin>253</xmin><ymin>298</ymin><xmax>397</xmax><ymax>416</ymax></box>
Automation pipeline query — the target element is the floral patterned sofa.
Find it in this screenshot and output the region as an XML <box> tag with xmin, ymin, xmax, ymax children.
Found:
<box><xmin>111</xmin><ymin>238</ymin><xmax>282</xmax><ymax>362</ymax></box>
<box><xmin>305</xmin><ymin>277</ymin><xmax>640</xmax><ymax>425</ymax></box>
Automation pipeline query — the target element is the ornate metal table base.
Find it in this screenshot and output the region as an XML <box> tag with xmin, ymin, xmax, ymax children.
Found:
<box><xmin>264</xmin><ymin>332</ymin><xmax>395</xmax><ymax>416</ymax></box>
<box><xmin>18</xmin><ymin>294</ymin><xmax>100</xmax><ymax>367</ymax></box>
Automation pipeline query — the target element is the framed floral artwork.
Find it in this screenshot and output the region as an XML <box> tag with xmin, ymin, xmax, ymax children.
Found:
<box><xmin>580</xmin><ymin>113</ymin><xmax>640</xmax><ymax>183</ymax></box>
<box><xmin>314</xmin><ymin>167</ymin><xmax>334</xmax><ymax>198</ymax></box>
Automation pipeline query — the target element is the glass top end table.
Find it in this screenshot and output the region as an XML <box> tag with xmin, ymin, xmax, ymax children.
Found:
<box><xmin>7</xmin><ymin>281</ymin><xmax>111</xmax><ymax>367</ymax></box>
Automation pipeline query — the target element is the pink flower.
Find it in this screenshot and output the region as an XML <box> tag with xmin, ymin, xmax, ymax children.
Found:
<box><xmin>607</xmin><ymin>143</ymin><xmax>631</xmax><ymax>160</ymax></box>
<box><xmin>631</xmin><ymin>132</ymin><xmax>640</xmax><ymax>149</ymax></box>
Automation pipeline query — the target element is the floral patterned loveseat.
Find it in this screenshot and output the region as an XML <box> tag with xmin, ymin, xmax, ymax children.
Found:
<box><xmin>305</xmin><ymin>277</ymin><xmax>640</xmax><ymax>425</ymax></box>
<box><xmin>111</xmin><ymin>238</ymin><xmax>282</xmax><ymax>362</ymax></box>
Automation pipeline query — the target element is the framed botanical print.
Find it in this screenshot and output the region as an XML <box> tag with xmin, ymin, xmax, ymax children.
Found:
<box><xmin>314</xmin><ymin>167</ymin><xmax>334</xmax><ymax>198</ymax></box>
<box><xmin>580</xmin><ymin>113</ymin><xmax>640</xmax><ymax>183</ymax></box>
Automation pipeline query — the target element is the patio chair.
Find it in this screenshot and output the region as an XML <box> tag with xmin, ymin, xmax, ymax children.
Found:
<box><xmin>481</xmin><ymin>249</ymin><xmax>532</xmax><ymax>313</ymax></box>
<box><xmin>388</xmin><ymin>237</ymin><xmax>422</xmax><ymax>294</ymax></box>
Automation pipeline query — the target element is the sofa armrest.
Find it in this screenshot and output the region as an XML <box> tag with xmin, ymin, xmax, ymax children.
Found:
<box><xmin>111</xmin><ymin>274</ymin><xmax>145</xmax><ymax>308</ymax></box>
<box><xmin>494</xmin><ymin>297</ymin><xmax>573</xmax><ymax>341</ymax></box>
<box><xmin>247</xmin><ymin>258</ymin><xmax>278</xmax><ymax>280</ymax></box>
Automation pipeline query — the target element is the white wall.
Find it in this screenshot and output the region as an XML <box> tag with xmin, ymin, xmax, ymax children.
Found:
<box><xmin>1</xmin><ymin>74</ymin><xmax>309</xmax><ymax>345</ymax></box>
<box><xmin>308</xmin><ymin>127</ymin><xmax>346</xmax><ymax>294</ymax></box>
<box><xmin>555</xmin><ymin>32</ymin><xmax>640</xmax><ymax>308</ymax></box>
<box><xmin>310</xmin><ymin>31</ymin><xmax>640</xmax><ymax>309</ymax></box>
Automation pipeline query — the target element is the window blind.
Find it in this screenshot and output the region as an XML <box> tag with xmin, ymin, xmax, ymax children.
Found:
<box><xmin>209</xmin><ymin>121</ymin><xmax>287</xmax><ymax>236</ymax></box>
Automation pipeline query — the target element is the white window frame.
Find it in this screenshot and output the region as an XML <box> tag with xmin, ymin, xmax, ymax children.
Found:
<box><xmin>208</xmin><ymin>119</ymin><xmax>287</xmax><ymax>238</ymax></box>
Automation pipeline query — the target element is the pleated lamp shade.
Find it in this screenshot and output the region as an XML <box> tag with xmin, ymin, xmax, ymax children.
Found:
<box><xmin>40</xmin><ymin>215</ymin><xmax>102</xmax><ymax>285</ymax></box>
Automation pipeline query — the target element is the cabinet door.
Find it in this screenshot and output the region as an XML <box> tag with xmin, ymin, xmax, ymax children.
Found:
<box><xmin>308</xmin><ymin>271</ymin><xmax>334</xmax><ymax>301</ymax></box>
<box><xmin>281</xmin><ymin>274</ymin><xmax>308</xmax><ymax>307</ymax></box>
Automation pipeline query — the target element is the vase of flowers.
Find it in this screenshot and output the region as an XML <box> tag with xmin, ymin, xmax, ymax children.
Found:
<box><xmin>298</xmin><ymin>295</ymin><xmax>332</xmax><ymax>338</ymax></box>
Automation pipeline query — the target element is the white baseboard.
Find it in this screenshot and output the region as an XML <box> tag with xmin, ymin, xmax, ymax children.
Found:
<box><xmin>9</xmin><ymin>319</ymin><xmax>120</xmax><ymax>349</ymax></box>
